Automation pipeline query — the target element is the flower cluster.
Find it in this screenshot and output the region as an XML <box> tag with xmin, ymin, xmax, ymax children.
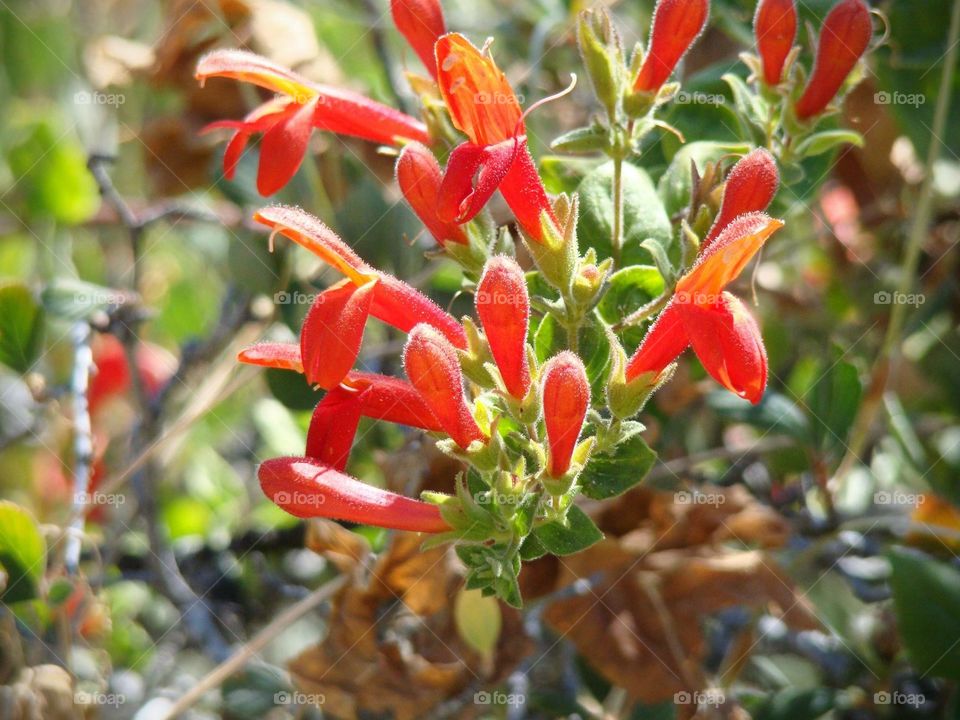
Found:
<box><xmin>196</xmin><ymin>0</ymin><xmax>872</xmax><ymax>605</ymax></box>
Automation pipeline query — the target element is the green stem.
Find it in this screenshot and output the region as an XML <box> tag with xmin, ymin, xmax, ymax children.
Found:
<box><xmin>838</xmin><ymin>0</ymin><xmax>960</xmax><ymax>479</ymax></box>
<box><xmin>611</xmin><ymin>152</ymin><xmax>624</xmax><ymax>268</ymax></box>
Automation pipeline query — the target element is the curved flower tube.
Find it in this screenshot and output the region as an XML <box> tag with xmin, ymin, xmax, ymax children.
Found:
<box><xmin>794</xmin><ymin>0</ymin><xmax>872</xmax><ymax>121</ymax></box>
<box><xmin>626</xmin><ymin>212</ymin><xmax>784</xmax><ymax>404</ymax></box>
<box><xmin>196</xmin><ymin>50</ymin><xmax>430</xmax><ymax>195</ymax></box>
<box><xmin>434</xmin><ymin>33</ymin><xmax>558</xmax><ymax>243</ymax></box>
<box><xmin>253</xmin><ymin>205</ymin><xmax>466</xmax><ymax>387</ymax></box>
<box><xmin>633</xmin><ymin>0</ymin><xmax>710</xmax><ymax>93</ymax></box>
<box><xmin>238</xmin><ymin>343</ymin><xmax>442</xmax><ymax>432</ymax></box>
<box><xmin>404</xmin><ymin>323</ymin><xmax>486</xmax><ymax>449</ymax></box>
<box><xmin>542</xmin><ymin>351</ymin><xmax>590</xmax><ymax>478</ymax></box>
<box><xmin>259</xmin><ymin>456</ymin><xmax>450</xmax><ymax>532</ymax></box>
<box><xmin>391</xmin><ymin>0</ymin><xmax>447</xmax><ymax>79</ymax></box>
<box><xmin>754</xmin><ymin>0</ymin><xmax>797</xmax><ymax>86</ymax></box>
<box><xmin>703</xmin><ymin>148</ymin><xmax>780</xmax><ymax>248</ymax></box>
<box><xmin>476</xmin><ymin>255</ymin><xmax>531</xmax><ymax>399</ymax></box>
<box><xmin>397</xmin><ymin>142</ymin><xmax>469</xmax><ymax>247</ymax></box>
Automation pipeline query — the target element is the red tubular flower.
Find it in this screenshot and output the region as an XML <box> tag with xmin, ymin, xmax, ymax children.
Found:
<box><xmin>238</xmin><ymin>343</ymin><xmax>443</xmax><ymax>432</ymax></box>
<box><xmin>475</xmin><ymin>256</ymin><xmax>531</xmax><ymax>399</ymax></box>
<box><xmin>403</xmin><ymin>323</ymin><xmax>486</xmax><ymax>449</ymax></box>
<box><xmin>254</xmin><ymin>205</ymin><xmax>466</xmax><ymax>388</ymax></box>
<box><xmin>541</xmin><ymin>351</ymin><xmax>590</xmax><ymax>478</ymax></box>
<box><xmin>703</xmin><ymin>148</ymin><xmax>780</xmax><ymax>248</ymax></box>
<box><xmin>754</xmin><ymin>0</ymin><xmax>797</xmax><ymax>86</ymax></box>
<box><xmin>305</xmin><ymin>385</ymin><xmax>365</xmax><ymax>470</ymax></box>
<box><xmin>196</xmin><ymin>50</ymin><xmax>429</xmax><ymax>195</ymax></box>
<box><xmin>434</xmin><ymin>33</ymin><xmax>558</xmax><ymax>243</ymax></box>
<box><xmin>259</xmin><ymin>456</ymin><xmax>450</xmax><ymax>532</ymax></box>
<box><xmin>633</xmin><ymin>0</ymin><xmax>710</xmax><ymax>93</ymax></box>
<box><xmin>626</xmin><ymin>212</ymin><xmax>784</xmax><ymax>404</ymax></box>
<box><xmin>794</xmin><ymin>0</ymin><xmax>872</xmax><ymax>121</ymax></box>
<box><xmin>397</xmin><ymin>143</ymin><xmax>469</xmax><ymax>246</ymax></box>
<box><xmin>391</xmin><ymin>0</ymin><xmax>446</xmax><ymax>79</ymax></box>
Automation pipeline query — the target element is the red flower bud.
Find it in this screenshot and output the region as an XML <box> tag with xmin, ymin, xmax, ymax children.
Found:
<box><xmin>260</xmin><ymin>456</ymin><xmax>450</xmax><ymax>533</ymax></box>
<box><xmin>634</xmin><ymin>0</ymin><xmax>710</xmax><ymax>93</ymax></box>
<box><xmin>754</xmin><ymin>0</ymin><xmax>797</xmax><ymax>86</ymax></box>
<box><xmin>794</xmin><ymin>0</ymin><xmax>872</xmax><ymax>121</ymax></box>
<box><xmin>391</xmin><ymin>0</ymin><xmax>446</xmax><ymax>79</ymax></box>
<box><xmin>476</xmin><ymin>256</ymin><xmax>531</xmax><ymax>399</ymax></box>
<box><xmin>542</xmin><ymin>351</ymin><xmax>590</xmax><ymax>478</ymax></box>
<box><xmin>305</xmin><ymin>386</ymin><xmax>364</xmax><ymax>471</ymax></box>
<box><xmin>397</xmin><ymin>142</ymin><xmax>469</xmax><ymax>246</ymax></box>
<box><xmin>703</xmin><ymin>148</ymin><xmax>780</xmax><ymax>248</ymax></box>
<box><xmin>404</xmin><ymin>324</ymin><xmax>486</xmax><ymax>449</ymax></box>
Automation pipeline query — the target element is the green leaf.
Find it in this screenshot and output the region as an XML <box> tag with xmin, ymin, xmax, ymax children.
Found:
<box><xmin>534</xmin><ymin>505</ymin><xmax>603</xmax><ymax>556</ymax></box>
<box><xmin>519</xmin><ymin>533</ymin><xmax>548</xmax><ymax>561</ymax></box>
<box><xmin>0</xmin><ymin>283</ymin><xmax>44</xmax><ymax>373</ymax></box>
<box><xmin>889</xmin><ymin>548</ymin><xmax>960</xmax><ymax>680</ymax></box>
<box><xmin>0</xmin><ymin>501</ymin><xmax>46</xmax><ymax>603</ymax></box>
<box><xmin>707</xmin><ymin>391</ymin><xmax>810</xmax><ymax>441</ymax></box>
<box><xmin>454</xmin><ymin>587</ymin><xmax>502</xmax><ymax>660</ymax></box>
<box><xmin>41</xmin><ymin>278</ymin><xmax>131</xmax><ymax>322</ymax></box>
<box><xmin>534</xmin><ymin>312</ymin><xmax>563</xmax><ymax>363</ymax></box>
<box><xmin>580</xmin><ymin>432</ymin><xmax>657</xmax><ymax>500</ymax></box>
<box><xmin>657</xmin><ymin>141</ymin><xmax>750</xmax><ymax>217</ymax></box>
<box><xmin>752</xmin><ymin>687</ymin><xmax>835</xmax><ymax>720</ymax></box>
<box><xmin>578</xmin><ymin>319</ymin><xmax>612</xmax><ymax>400</ymax></box>
<box><xmin>577</xmin><ymin>161</ymin><xmax>672</xmax><ymax>265</ymax></box>
<box><xmin>597</xmin><ymin>266</ymin><xmax>665</xmax><ymax>325</ymax></box>
<box><xmin>795</xmin><ymin>130</ymin><xmax>864</xmax><ymax>158</ymax></box>
<box><xmin>6</xmin><ymin>120</ymin><xmax>99</xmax><ymax>224</ymax></box>
<box><xmin>265</xmin><ymin>367</ymin><xmax>318</xmax><ymax>411</ymax></box>
<box><xmin>806</xmin><ymin>359</ymin><xmax>862</xmax><ymax>453</ymax></box>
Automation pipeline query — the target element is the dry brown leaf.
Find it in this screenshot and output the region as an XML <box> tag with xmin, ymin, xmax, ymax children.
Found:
<box><xmin>305</xmin><ymin>519</ymin><xmax>372</xmax><ymax>574</ymax></box>
<box><xmin>83</xmin><ymin>36</ymin><xmax>155</xmax><ymax>89</ymax></box>
<box><xmin>529</xmin><ymin>485</ymin><xmax>815</xmax><ymax>707</ymax></box>
<box><xmin>290</xmin><ymin>533</ymin><xmax>530</xmax><ymax>720</ymax></box>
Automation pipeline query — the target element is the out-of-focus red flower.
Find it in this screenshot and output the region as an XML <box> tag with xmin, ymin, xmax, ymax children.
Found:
<box><xmin>196</xmin><ymin>50</ymin><xmax>430</xmax><ymax>195</ymax></box>
<box><xmin>397</xmin><ymin>142</ymin><xmax>470</xmax><ymax>246</ymax></box>
<box><xmin>404</xmin><ymin>323</ymin><xmax>486</xmax><ymax>449</ymax></box>
<box><xmin>88</xmin><ymin>335</ymin><xmax>175</xmax><ymax>413</ymax></box>
<box><xmin>633</xmin><ymin>0</ymin><xmax>710</xmax><ymax>93</ymax></box>
<box><xmin>253</xmin><ymin>205</ymin><xmax>466</xmax><ymax>388</ymax></box>
<box><xmin>476</xmin><ymin>256</ymin><xmax>531</xmax><ymax>400</ymax></box>
<box><xmin>542</xmin><ymin>351</ymin><xmax>590</xmax><ymax>478</ymax></box>
<box><xmin>259</xmin><ymin>456</ymin><xmax>450</xmax><ymax>532</ymax></box>
<box><xmin>434</xmin><ymin>33</ymin><xmax>558</xmax><ymax>243</ymax></box>
<box><xmin>703</xmin><ymin>148</ymin><xmax>780</xmax><ymax>248</ymax></box>
<box><xmin>754</xmin><ymin>0</ymin><xmax>797</xmax><ymax>86</ymax></box>
<box><xmin>627</xmin><ymin>212</ymin><xmax>784</xmax><ymax>404</ymax></box>
<box><xmin>391</xmin><ymin>0</ymin><xmax>446</xmax><ymax>79</ymax></box>
<box><xmin>794</xmin><ymin>0</ymin><xmax>872</xmax><ymax>121</ymax></box>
